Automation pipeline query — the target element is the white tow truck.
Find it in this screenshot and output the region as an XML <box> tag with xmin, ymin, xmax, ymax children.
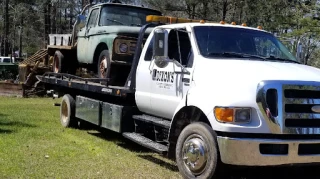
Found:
<box><xmin>37</xmin><ymin>15</ymin><xmax>320</xmax><ymax>178</ymax></box>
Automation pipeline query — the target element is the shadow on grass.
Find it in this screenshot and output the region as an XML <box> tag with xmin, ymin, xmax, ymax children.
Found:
<box><xmin>220</xmin><ymin>165</ymin><xmax>320</xmax><ymax>179</ymax></box>
<box><xmin>86</xmin><ymin>128</ymin><xmax>320</xmax><ymax>178</ymax></box>
<box><xmin>87</xmin><ymin>129</ymin><xmax>150</xmax><ymax>153</ymax></box>
<box><xmin>137</xmin><ymin>154</ymin><xmax>178</xmax><ymax>172</ymax></box>
<box><xmin>0</xmin><ymin>114</ymin><xmax>36</xmax><ymax>134</ymax></box>
<box><xmin>0</xmin><ymin>121</ymin><xmax>37</xmax><ymax>128</ymax></box>
<box><xmin>0</xmin><ymin>129</ymin><xmax>13</xmax><ymax>134</ymax></box>
<box><xmin>87</xmin><ymin>128</ymin><xmax>179</xmax><ymax>172</ymax></box>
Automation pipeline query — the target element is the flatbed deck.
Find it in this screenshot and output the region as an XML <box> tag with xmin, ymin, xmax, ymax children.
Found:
<box><xmin>37</xmin><ymin>72</ymin><xmax>133</xmax><ymax>97</ymax></box>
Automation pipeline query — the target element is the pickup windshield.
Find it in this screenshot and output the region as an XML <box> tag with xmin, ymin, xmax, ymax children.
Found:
<box><xmin>193</xmin><ymin>26</ymin><xmax>298</xmax><ymax>63</ymax></box>
<box><xmin>99</xmin><ymin>5</ymin><xmax>161</xmax><ymax>26</ymax></box>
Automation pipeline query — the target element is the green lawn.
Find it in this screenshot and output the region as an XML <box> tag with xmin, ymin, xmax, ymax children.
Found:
<box><xmin>0</xmin><ymin>97</ymin><xmax>181</xmax><ymax>179</ymax></box>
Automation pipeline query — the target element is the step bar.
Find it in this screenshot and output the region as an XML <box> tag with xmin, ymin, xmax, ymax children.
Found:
<box><xmin>123</xmin><ymin>132</ymin><xmax>168</xmax><ymax>154</ymax></box>
<box><xmin>133</xmin><ymin>115</ymin><xmax>171</xmax><ymax>129</ymax></box>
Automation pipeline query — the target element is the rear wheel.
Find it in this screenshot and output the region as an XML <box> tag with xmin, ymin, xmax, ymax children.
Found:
<box><xmin>60</xmin><ymin>94</ymin><xmax>77</xmax><ymax>128</ymax></box>
<box><xmin>53</xmin><ymin>51</ymin><xmax>64</xmax><ymax>73</ymax></box>
<box><xmin>97</xmin><ymin>50</ymin><xmax>111</xmax><ymax>78</ymax></box>
<box><xmin>176</xmin><ymin>122</ymin><xmax>219</xmax><ymax>179</ymax></box>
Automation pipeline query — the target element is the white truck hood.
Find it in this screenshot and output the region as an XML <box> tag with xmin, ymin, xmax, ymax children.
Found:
<box><xmin>190</xmin><ymin>58</ymin><xmax>320</xmax><ymax>114</ymax></box>
<box><xmin>194</xmin><ymin>59</ymin><xmax>320</xmax><ymax>87</ymax></box>
<box><xmin>188</xmin><ymin>58</ymin><xmax>320</xmax><ymax>133</ymax></box>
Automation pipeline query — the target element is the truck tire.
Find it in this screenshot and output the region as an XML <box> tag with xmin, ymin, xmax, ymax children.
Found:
<box><xmin>176</xmin><ymin>122</ymin><xmax>219</xmax><ymax>179</ymax></box>
<box><xmin>53</xmin><ymin>50</ymin><xmax>64</xmax><ymax>73</ymax></box>
<box><xmin>60</xmin><ymin>94</ymin><xmax>77</xmax><ymax>128</ymax></box>
<box><xmin>97</xmin><ymin>50</ymin><xmax>111</xmax><ymax>78</ymax></box>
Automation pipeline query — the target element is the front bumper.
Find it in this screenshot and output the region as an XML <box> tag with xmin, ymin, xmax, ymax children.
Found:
<box><xmin>217</xmin><ymin>136</ymin><xmax>320</xmax><ymax>166</ymax></box>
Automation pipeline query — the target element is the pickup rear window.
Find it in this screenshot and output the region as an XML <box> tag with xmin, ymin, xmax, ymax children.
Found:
<box><xmin>99</xmin><ymin>6</ymin><xmax>161</xmax><ymax>26</ymax></box>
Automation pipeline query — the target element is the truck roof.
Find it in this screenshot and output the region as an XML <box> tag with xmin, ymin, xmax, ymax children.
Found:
<box><xmin>91</xmin><ymin>3</ymin><xmax>161</xmax><ymax>14</ymax></box>
<box><xmin>158</xmin><ymin>22</ymin><xmax>269</xmax><ymax>33</ymax></box>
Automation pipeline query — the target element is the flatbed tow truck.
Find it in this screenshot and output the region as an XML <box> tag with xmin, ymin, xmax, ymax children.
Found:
<box><xmin>38</xmin><ymin>15</ymin><xmax>320</xmax><ymax>178</ymax></box>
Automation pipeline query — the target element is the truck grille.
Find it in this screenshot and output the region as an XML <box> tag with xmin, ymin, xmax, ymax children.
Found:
<box><xmin>257</xmin><ymin>81</ymin><xmax>320</xmax><ymax>134</ymax></box>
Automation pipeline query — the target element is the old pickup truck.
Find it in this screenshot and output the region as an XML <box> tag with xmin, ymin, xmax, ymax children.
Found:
<box><xmin>47</xmin><ymin>1</ymin><xmax>161</xmax><ymax>83</ymax></box>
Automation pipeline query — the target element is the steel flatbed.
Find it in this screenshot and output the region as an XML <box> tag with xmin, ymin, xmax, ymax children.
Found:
<box><xmin>36</xmin><ymin>72</ymin><xmax>133</xmax><ymax>98</ymax></box>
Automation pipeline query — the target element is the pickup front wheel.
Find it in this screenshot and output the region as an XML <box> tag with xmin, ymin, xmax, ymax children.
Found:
<box><xmin>176</xmin><ymin>122</ymin><xmax>219</xmax><ymax>179</ymax></box>
<box><xmin>97</xmin><ymin>50</ymin><xmax>111</xmax><ymax>78</ymax></box>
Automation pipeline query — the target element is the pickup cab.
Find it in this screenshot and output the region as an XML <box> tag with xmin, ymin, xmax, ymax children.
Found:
<box><xmin>39</xmin><ymin>17</ymin><xmax>320</xmax><ymax>179</ymax></box>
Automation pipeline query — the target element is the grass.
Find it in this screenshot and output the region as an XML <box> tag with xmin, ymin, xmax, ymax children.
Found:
<box><xmin>2</xmin><ymin>97</ymin><xmax>320</xmax><ymax>179</ymax></box>
<box><xmin>0</xmin><ymin>97</ymin><xmax>181</xmax><ymax>179</ymax></box>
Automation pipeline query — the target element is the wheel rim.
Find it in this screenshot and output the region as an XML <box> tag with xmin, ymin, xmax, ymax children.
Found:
<box><xmin>182</xmin><ymin>134</ymin><xmax>208</xmax><ymax>175</ymax></box>
<box><xmin>99</xmin><ymin>56</ymin><xmax>108</xmax><ymax>78</ymax></box>
<box><xmin>54</xmin><ymin>55</ymin><xmax>59</xmax><ymax>73</ymax></box>
<box><xmin>61</xmin><ymin>100</ymin><xmax>69</xmax><ymax>124</ymax></box>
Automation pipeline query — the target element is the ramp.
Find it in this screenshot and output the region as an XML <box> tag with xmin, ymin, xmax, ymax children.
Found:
<box><xmin>18</xmin><ymin>49</ymin><xmax>49</xmax><ymax>83</ymax></box>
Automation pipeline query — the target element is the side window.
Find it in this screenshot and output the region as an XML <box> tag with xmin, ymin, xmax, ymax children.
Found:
<box><xmin>144</xmin><ymin>36</ymin><xmax>154</xmax><ymax>61</ymax></box>
<box><xmin>168</xmin><ymin>29</ymin><xmax>193</xmax><ymax>67</ymax></box>
<box><xmin>87</xmin><ymin>9</ymin><xmax>99</xmax><ymax>28</ymax></box>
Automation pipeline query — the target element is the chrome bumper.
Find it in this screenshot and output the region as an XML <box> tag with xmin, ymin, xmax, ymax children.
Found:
<box><xmin>217</xmin><ymin>136</ymin><xmax>320</xmax><ymax>166</ymax></box>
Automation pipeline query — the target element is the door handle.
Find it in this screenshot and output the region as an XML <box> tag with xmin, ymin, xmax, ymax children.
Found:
<box><xmin>182</xmin><ymin>78</ymin><xmax>190</xmax><ymax>83</ymax></box>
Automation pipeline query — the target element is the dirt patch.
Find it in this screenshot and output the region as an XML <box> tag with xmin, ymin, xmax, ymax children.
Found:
<box><xmin>0</xmin><ymin>82</ymin><xmax>24</xmax><ymax>97</ymax></box>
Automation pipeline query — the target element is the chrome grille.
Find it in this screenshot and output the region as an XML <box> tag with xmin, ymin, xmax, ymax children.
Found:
<box><xmin>257</xmin><ymin>80</ymin><xmax>320</xmax><ymax>134</ymax></box>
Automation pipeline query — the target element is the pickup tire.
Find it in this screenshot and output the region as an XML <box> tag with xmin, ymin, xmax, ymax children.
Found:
<box><xmin>60</xmin><ymin>94</ymin><xmax>77</xmax><ymax>128</ymax></box>
<box><xmin>97</xmin><ymin>50</ymin><xmax>111</xmax><ymax>78</ymax></box>
<box><xmin>176</xmin><ymin>122</ymin><xmax>219</xmax><ymax>179</ymax></box>
<box><xmin>53</xmin><ymin>50</ymin><xmax>64</xmax><ymax>73</ymax></box>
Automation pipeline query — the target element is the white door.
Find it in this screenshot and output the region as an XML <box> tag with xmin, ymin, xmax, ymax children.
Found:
<box><xmin>149</xmin><ymin>28</ymin><xmax>194</xmax><ymax>119</ymax></box>
<box><xmin>136</xmin><ymin>27</ymin><xmax>195</xmax><ymax>119</ymax></box>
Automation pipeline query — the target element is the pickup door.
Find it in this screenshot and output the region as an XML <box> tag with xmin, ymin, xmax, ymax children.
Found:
<box><xmin>77</xmin><ymin>7</ymin><xmax>100</xmax><ymax>63</ymax></box>
<box><xmin>136</xmin><ymin>26</ymin><xmax>195</xmax><ymax>119</ymax></box>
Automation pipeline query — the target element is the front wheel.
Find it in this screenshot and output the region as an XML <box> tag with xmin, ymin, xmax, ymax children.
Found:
<box><xmin>176</xmin><ymin>122</ymin><xmax>219</xmax><ymax>179</ymax></box>
<box><xmin>97</xmin><ymin>50</ymin><xmax>111</xmax><ymax>78</ymax></box>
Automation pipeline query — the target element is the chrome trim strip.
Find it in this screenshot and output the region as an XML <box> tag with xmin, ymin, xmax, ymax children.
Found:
<box><xmin>217</xmin><ymin>136</ymin><xmax>320</xmax><ymax>166</ymax></box>
<box><xmin>285</xmin><ymin>113</ymin><xmax>320</xmax><ymax>119</ymax></box>
<box><xmin>284</xmin><ymin>98</ymin><xmax>320</xmax><ymax>104</ymax></box>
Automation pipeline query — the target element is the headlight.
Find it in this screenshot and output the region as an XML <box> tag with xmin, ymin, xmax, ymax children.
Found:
<box><xmin>235</xmin><ymin>108</ymin><xmax>251</xmax><ymax>122</ymax></box>
<box><xmin>119</xmin><ymin>43</ymin><xmax>128</xmax><ymax>53</ymax></box>
<box><xmin>214</xmin><ymin>107</ymin><xmax>251</xmax><ymax>123</ymax></box>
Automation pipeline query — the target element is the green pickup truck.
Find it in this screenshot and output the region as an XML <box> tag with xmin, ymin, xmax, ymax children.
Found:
<box><xmin>0</xmin><ymin>63</ymin><xmax>18</xmax><ymax>80</ymax></box>
<box><xmin>47</xmin><ymin>2</ymin><xmax>161</xmax><ymax>84</ymax></box>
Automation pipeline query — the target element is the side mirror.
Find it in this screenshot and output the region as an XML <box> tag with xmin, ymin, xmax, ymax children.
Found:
<box><xmin>153</xmin><ymin>28</ymin><xmax>168</xmax><ymax>68</ymax></box>
<box><xmin>76</xmin><ymin>15</ymin><xmax>86</xmax><ymax>30</ymax></box>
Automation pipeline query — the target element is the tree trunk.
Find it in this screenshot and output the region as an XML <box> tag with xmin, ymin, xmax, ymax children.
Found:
<box><xmin>52</xmin><ymin>2</ymin><xmax>57</xmax><ymax>34</ymax></box>
<box><xmin>44</xmin><ymin>0</ymin><xmax>51</xmax><ymax>48</ymax></box>
<box><xmin>4</xmin><ymin>0</ymin><xmax>9</xmax><ymax>56</ymax></box>
<box><xmin>222</xmin><ymin>0</ymin><xmax>228</xmax><ymax>21</ymax></box>
<box><xmin>19</xmin><ymin>18</ymin><xmax>23</xmax><ymax>57</ymax></box>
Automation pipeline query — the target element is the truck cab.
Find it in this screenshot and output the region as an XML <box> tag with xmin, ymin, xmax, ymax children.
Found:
<box><xmin>135</xmin><ymin>21</ymin><xmax>320</xmax><ymax>178</ymax></box>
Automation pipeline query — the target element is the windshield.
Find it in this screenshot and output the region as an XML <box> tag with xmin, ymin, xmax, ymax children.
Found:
<box><xmin>99</xmin><ymin>6</ymin><xmax>161</xmax><ymax>26</ymax></box>
<box><xmin>193</xmin><ymin>26</ymin><xmax>297</xmax><ymax>62</ymax></box>
<box><xmin>2</xmin><ymin>58</ymin><xmax>10</xmax><ymax>63</ymax></box>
